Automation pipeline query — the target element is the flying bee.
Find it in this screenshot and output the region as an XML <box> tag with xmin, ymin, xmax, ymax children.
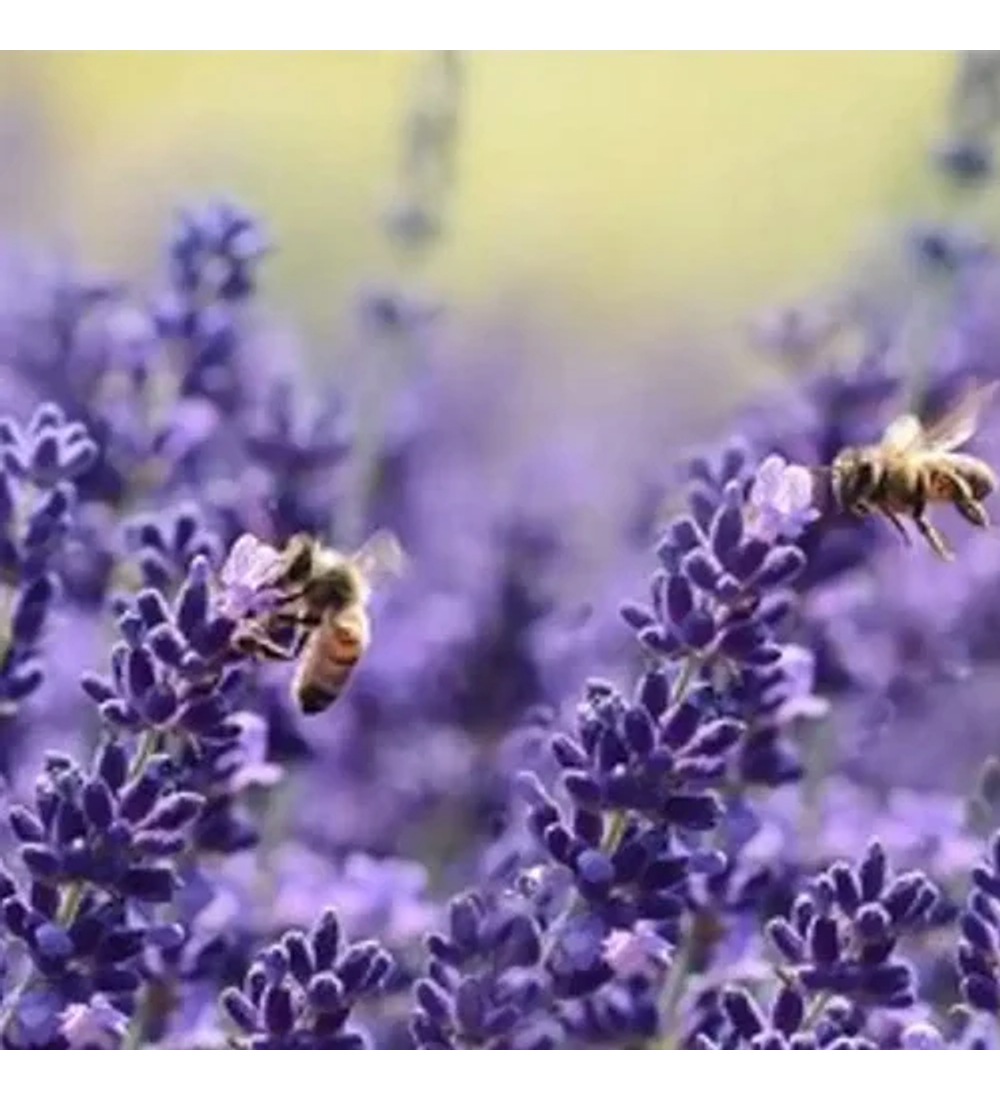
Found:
<box><xmin>220</xmin><ymin>528</ymin><xmax>406</xmax><ymax>714</ymax></box>
<box><xmin>828</xmin><ymin>380</ymin><xmax>999</xmax><ymax>560</ymax></box>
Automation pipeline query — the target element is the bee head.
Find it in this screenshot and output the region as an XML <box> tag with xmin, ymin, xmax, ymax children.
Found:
<box><xmin>831</xmin><ymin>447</ymin><xmax>876</xmax><ymax>509</ymax></box>
<box><xmin>301</xmin><ymin>560</ymin><xmax>361</xmax><ymax>616</ymax></box>
<box><xmin>280</xmin><ymin>534</ymin><xmax>318</xmax><ymax>587</ymax></box>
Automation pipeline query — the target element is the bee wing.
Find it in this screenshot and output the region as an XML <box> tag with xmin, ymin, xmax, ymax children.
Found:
<box><xmin>879</xmin><ymin>413</ymin><xmax>924</xmax><ymax>453</ymax></box>
<box><xmin>350</xmin><ymin>529</ymin><xmax>408</xmax><ymax>589</ymax></box>
<box><xmin>220</xmin><ymin>532</ymin><xmax>286</xmax><ymax>589</ymax></box>
<box><xmin>920</xmin><ymin>381</ymin><xmax>999</xmax><ymax>453</ymax></box>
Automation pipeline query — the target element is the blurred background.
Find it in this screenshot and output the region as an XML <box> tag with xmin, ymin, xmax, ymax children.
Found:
<box><xmin>0</xmin><ymin>52</ymin><xmax>958</xmax><ymax>413</ymax></box>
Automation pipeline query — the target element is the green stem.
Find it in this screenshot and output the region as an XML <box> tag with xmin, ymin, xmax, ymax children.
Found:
<box><xmin>602</xmin><ymin>809</ymin><xmax>627</xmax><ymax>854</ymax></box>
<box><xmin>800</xmin><ymin>989</ymin><xmax>833</xmax><ymax>1032</ymax></box>
<box><xmin>652</xmin><ymin>919</ymin><xmax>699</xmax><ymax>1049</ymax></box>
<box><xmin>129</xmin><ymin>728</ymin><xmax>161</xmax><ymax>781</ymax></box>
<box><xmin>122</xmin><ymin>1000</ymin><xmax>147</xmax><ymax>1050</ymax></box>
<box><xmin>670</xmin><ymin>654</ymin><xmax>700</xmax><ymax>710</ymax></box>
<box><xmin>0</xmin><ymin>582</ymin><xmax>13</xmax><ymax>668</ymax></box>
<box><xmin>57</xmin><ymin>880</ymin><xmax>85</xmax><ymax>925</ymax></box>
<box><xmin>645</xmin><ymin>654</ymin><xmax>714</xmax><ymax>1048</ymax></box>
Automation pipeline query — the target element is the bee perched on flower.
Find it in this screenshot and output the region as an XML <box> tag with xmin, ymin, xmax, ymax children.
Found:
<box><xmin>215</xmin><ymin>529</ymin><xmax>405</xmax><ymax>715</ymax></box>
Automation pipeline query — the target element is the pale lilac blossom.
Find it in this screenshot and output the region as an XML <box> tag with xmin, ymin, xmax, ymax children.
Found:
<box><xmin>746</xmin><ymin>452</ymin><xmax>819</xmax><ymax>542</ymax></box>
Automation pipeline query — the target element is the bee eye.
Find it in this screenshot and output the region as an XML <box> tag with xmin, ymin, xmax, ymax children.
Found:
<box><xmin>855</xmin><ymin>459</ymin><xmax>876</xmax><ymax>492</ymax></box>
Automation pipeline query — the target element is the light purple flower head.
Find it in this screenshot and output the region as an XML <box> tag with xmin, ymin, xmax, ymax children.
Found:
<box><xmin>900</xmin><ymin>1022</ymin><xmax>946</xmax><ymax>1050</ymax></box>
<box><xmin>746</xmin><ymin>452</ymin><xmax>819</xmax><ymax>543</ymax></box>
<box><xmin>214</xmin><ymin>530</ymin><xmax>287</xmax><ymax>620</ymax></box>
<box><xmin>59</xmin><ymin>995</ymin><xmax>127</xmax><ymax>1050</ymax></box>
<box><xmin>602</xmin><ymin>924</ymin><xmax>672</xmax><ymax>981</ymax></box>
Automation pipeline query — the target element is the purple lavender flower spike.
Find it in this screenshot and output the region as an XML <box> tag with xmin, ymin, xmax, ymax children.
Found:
<box><xmin>167</xmin><ymin>200</ymin><xmax>268</xmax><ymax>303</ymax></box>
<box><xmin>90</xmin><ymin>553</ymin><xmax>259</xmax><ymax>759</ymax></box>
<box><xmin>765</xmin><ymin>839</ymin><xmax>938</xmax><ymax>1016</ymax></box>
<box><xmin>221</xmin><ymin>907</ymin><xmax>393</xmax><ymax>1049</ymax></box>
<box><xmin>6</xmin><ymin>750</ymin><xmax>199</xmax><ymax>903</ymax></box>
<box><xmin>0</xmin><ymin>885</ymin><xmax>169</xmax><ymax>1047</ymax></box>
<box><xmin>957</xmin><ymin>829</ymin><xmax>1000</xmax><ymax>1016</ymax></box>
<box><xmin>694</xmin><ymin>985</ymin><xmax>886</xmax><ymax>1050</ymax></box>
<box><xmin>410</xmin><ymin>890</ymin><xmax>558</xmax><ymax>1049</ymax></box>
<box><xmin>122</xmin><ymin>505</ymin><xmax>223</xmax><ymax>597</ymax></box>
<box><xmin>0</xmin><ymin>405</ymin><xmax>97</xmax><ymax>724</ymax></box>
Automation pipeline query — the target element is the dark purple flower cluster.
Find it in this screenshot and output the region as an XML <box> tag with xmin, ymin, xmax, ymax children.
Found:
<box><xmin>0</xmin><ymin>739</ymin><xmax>194</xmax><ymax>1047</ymax></box>
<box><xmin>8</xmin><ymin>743</ymin><xmax>200</xmax><ymax>903</ymax></box>
<box><xmin>956</xmin><ymin>829</ymin><xmax>1000</xmax><ymax>1014</ymax></box>
<box><xmin>0</xmin><ymin>404</ymin><xmax>97</xmax><ymax>720</ymax></box>
<box><xmin>0</xmin><ymin>501</ymin><xmax>274</xmax><ymax>1045</ymax></box>
<box><xmin>81</xmin><ymin>557</ymin><xmax>241</xmax><ymax>751</ymax></box>
<box><xmin>695</xmin><ymin>985</ymin><xmax>875</xmax><ymax>1050</ymax></box>
<box><xmin>405</xmin><ymin>444</ymin><xmax>827</xmax><ymax>1050</ymax></box>
<box><xmin>411</xmin><ymin>891</ymin><xmax>549</xmax><ymax>1049</ymax></box>
<box><xmin>764</xmin><ymin>840</ymin><xmax>940</xmax><ymax>1009</ymax></box>
<box><xmin>121</xmin><ymin>506</ymin><xmax>223</xmax><ymax>597</ymax></box>
<box><xmin>221</xmin><ymin>907</ymin><xmax>393</xmax><ymax>1049</ymax></box>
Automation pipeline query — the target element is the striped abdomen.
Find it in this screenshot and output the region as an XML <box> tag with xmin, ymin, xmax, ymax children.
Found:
<box><xmin>291</xmin><ymin>604</ymin><xmax>370</xmax><ymax>715</ymax></box>
<box><xmin>943</xmin><ymin>454</ymin><xmax>997</xmax><ymax>501</ymax></box>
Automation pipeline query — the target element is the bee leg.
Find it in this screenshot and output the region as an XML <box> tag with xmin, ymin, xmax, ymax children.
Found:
<box><xmin>270</xmin><ymin>585</ymin><xmax>311</xmax><ymax>609</ymax></box>
<box><xmin>273</xmin><ymin>610</ymin><xmax>322</xmax><ymax>631</ymax></box>
<box><xmin>912</xmin><ymin>506</ymin><xmax>953</xmax><ymax>561</ymax></box>
<box><xmin>946</xmin><ymin>472</ymin><xmax>991</xmax><ymax>528</ymax></box>
<box><xmin>233</xmin><ymin>630</ymin><xmax>298</xmax><ymax>662</ymax></box>
<box><xmin>876</xmin><ymin>505</ymin><xmax>911</xmax><ymax>545</ymax></box>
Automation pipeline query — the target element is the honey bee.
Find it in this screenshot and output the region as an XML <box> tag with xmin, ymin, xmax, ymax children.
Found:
<box><xmin>221</xmin><ymin>529</ymin><xmax>406</xmax><ymax>714</ymax></box>
<box><xmin>829</xmin><ymin>381</ymin><xmax>999</xmax><ymax>560</ymax></box>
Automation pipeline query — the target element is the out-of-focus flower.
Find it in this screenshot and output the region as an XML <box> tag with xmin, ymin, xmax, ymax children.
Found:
<box><xmin>0</xmin><ymin>403</ymin><xmax>97</xmax><ymax>726</ymax></box>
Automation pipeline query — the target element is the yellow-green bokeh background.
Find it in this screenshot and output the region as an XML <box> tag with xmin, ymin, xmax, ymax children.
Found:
<box><xmin>0</xmin><ymin>51</ymin><xmax>958</xmax><ymax>391</ymax></box>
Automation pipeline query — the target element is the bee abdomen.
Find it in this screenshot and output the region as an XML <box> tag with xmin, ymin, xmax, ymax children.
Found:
<box><xmin>290</xmin><ymin>610</ymin><xmax>366</xmax><ymax>716</ymax></box>
<box><xmin>953</xmin><ymin>456</ymin><xmax>998</xmax><ymax>500</ymax></box>
<box><xmin>295</xmin><ymin>682</ymin><xmax>340</xmax><ymax>715</ymax></box>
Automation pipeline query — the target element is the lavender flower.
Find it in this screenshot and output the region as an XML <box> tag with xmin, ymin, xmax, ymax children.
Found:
<box><xmin>956</xmin><ymin>829</ymin><xmax>1000</xmax><ymax>1015</ymax></box>
<box><xmin>121</xmin><ymin>505</ymin><xmax>223</xmax><ymax>597</ymax></box>
<box><xmin>695</xmin><ymin>985</ymin><xmax>876</xmax><ymax>1049</ymax></box>
<box><xmin>410</xmin><ymin>890</ymin><xmax>552</xmax><ymax>1049</ymax></box>
<box><xmin>765</xmin><ymin>839</ymin><xmax>940</xmax><ymax>1011</ymax></box>
<box><xmin>745</xmin><ymin>454</ymin><xmax>819</xmax><ymax>543</ymax></box>
<box><xmin>59</xmin><ymin>993</ymin><xmax>128</xmax><ymax>1049</ymax></box>
<box><xmin>220</xmin><ymin>908</ymin><xmax>393</xmax><ymax>1049</ymax></box>
<box><xmin>0</xmin><ymin>404</ymin><xmax>97</xmax><ymax>721</ymax></box>
<box><xmin>7</xmin><ymin>744</ymin><xmax>200</xmax><ymax>903</ymax></box>
<box><xmin>81</xmin><ymin>556</ymin><xmax>244</xmax><ymax>751</ymax></box>
<box><xmin>621</xmin><ymin>448</ymin><xmax>817</xmax><ymax>790</ymax></box>
<box><xmin>0</xmin><ymin>867</ymin><xmax>182</xmax><ymax>1048</ymax></box>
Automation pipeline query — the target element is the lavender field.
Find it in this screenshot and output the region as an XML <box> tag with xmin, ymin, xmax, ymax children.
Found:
<box><xmin>0</xmin><ymin>51</ymin><xmax>999</xmax><ymax>1049</ymax></box>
